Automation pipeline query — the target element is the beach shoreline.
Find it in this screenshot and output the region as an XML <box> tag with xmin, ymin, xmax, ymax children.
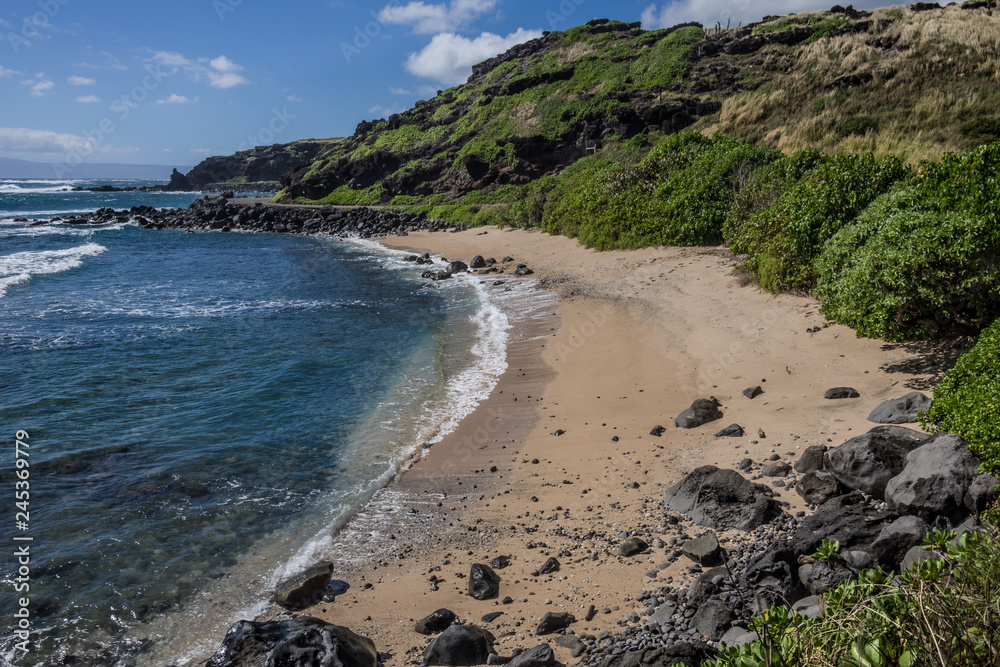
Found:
<box><xmin>238</xmin><ymin>224</ymin><xmax>942</xmax><ymax>665</ymax></box>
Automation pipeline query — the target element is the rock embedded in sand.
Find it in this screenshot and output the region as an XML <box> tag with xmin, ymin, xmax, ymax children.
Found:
<box><xmin>491</xmin><ymin>555</ymin><xmax>511</xmax><ymax>570</ymax></box>
<box><xmin>535</xmin><ymin>557</ymin><xmax>560</xmax><ymax>575</ymax></box>
<box><xmin>681</xmin><ymin>532</ymin><xmax>723</xmax><ymax>566</ymax></box>
<box><xmin>650</xmin><ymin>425</ymin><xmax>666</xmax><ymax>437</ymax></box>
<box><xmin>867</xmin><ymin>391</ymin><xmax>932</xmax><ymax>424</ymax></box>
<box><xmin>617</xmin><ymin>536</ymin><xmax>649</xmax><ymax>557</ymax></box>
<box><xmin>470</xmin><ymin>255</ymin><xmax>487</xmax><ymax>269</ymax></box>
<box><xmin>505</xmin><ymin>643</ymin><xmax>555</xmax><ymax>667</ymax></box>
<box><xmin>714</xmin><ymin>424</ymin><xmax>744</xmax><ymax>438</ymax></box>
<box><xmin>664</xmin><ymin>466</ymin><xmax>778</xmax><ymax>531</ymax></box>
<box><xmin>761</xmin><ymin>461</ymin><xmax>791</xmax><ymax>477</ymax></box>
<box><xmin>446</xmin><ymin>260</ymin><xmax>469</xmax><ymax>274</ymax></box>
<box><xmin>270</xmin><ymin>560</ymin><xmax>334</xmax><ymax>610</ymax></box>
<box><xmin>793</xmin><ymin>445</ymin><xmax>827</xmax><ymax>473</ymax></box>
<box><xmin>415</xmin><ymin>608</ymin><xmax>459</xmax><ymax>635</ymax></box>
<box><xmin>424</xmin><ymin>624</ymin><xmax>496</xmax><ymax>667</ymax></box>
<box><xmin>824</xmin><ymin>387</ymin><xmax>860</xmax><ymax>399</ymax></box>
<box><xmin>742</xmin><ymin>386</ymin><xmax>763</xmax><ymax>399</ymax></box>
<box><xmin>468</xmin><ymin>563</ymin><xmax>501</xmax><ymax>600</ymax></box>
<box><xmin>207</xmin><ymin>617</ymin><xmax>376</xmax><ymax>667</ymax></box>
<box><xmin>536</xmin><ymin>611</ymin><xmax>575</xmax><ymax>635</ymax></box>
<box><xmin>673</xmin><ymin>398</ymin><xmax>722</xmax><ymax>429</ymax></box>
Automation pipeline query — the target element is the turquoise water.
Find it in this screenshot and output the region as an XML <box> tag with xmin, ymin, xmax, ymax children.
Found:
<box><xmin>0</xmin><ymin>181</ymin><xmax>509</xmax><ymax>664</ymax></box>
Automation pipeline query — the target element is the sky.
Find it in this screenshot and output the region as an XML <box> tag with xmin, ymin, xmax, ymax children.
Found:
<box><xmin>0</xmin><ymin>0</ymin><xmax>910</xmax><ymax>170</ymax></box>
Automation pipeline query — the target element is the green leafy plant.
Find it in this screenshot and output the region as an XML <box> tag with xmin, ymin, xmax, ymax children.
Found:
<box><xmin>812</xmin><ymin>538</ymin><xmax>841</xmax><ymax>561</ymax></box>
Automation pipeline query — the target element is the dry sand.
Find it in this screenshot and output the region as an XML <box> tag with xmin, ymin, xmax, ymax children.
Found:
<box><xmin>263</xmin><ymin>226</ymin><xmax>953</xmax><ymax>665</ymax></box>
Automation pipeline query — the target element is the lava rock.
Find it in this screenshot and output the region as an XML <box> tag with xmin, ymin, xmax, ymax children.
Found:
<box><xmin>505</xmin><ymin>643</ymin><xmax>555</xmax><ymax>667</ymax></box>
<box><xmin>798</xmin><ymin>559</ymin><xmax>853</xmax><ymax>595</ymax></box>
<box><xmin>469</xmin><ymin>255</ymin><xmax>487</xmax><ymax>269</ymax></box>
<box><xmin>794</xmin><ymin>445</ymin><xmax>827</xmax><ymax>474</ymax></box>
<box><xmin>650</xmin><ymin>425</ymin><xmax>666</xmax><ymax>437</ymax></box>
<box><xmin>761</xmin><ymin>461</ymin><xmax>792</xmax><ymax>477</ymax></box>
<box><xmin>824</xmin><ymin>426</ymin><xmax>929</xmax><ymax>500</ymax></box>
<box><xmin>714</xmin><ymin>424</ymin><xmax>744</xmax><ymax>438</ymax></box>
<box><xmin>681</xmin><ymin>532</ymin><xmax>723</xmax><ymax>566</ymax></box>
<box><xmin>691</xmin><ymin>599</ymin><xmax>735</xmax><ymax>641</ymax></box>
<box><xmin>535</xmin><ymin>557</ymin><xmax>560</xmax><ymax>575</ymax></box>
<box><xmin>794</xmin><ymin>470</ymin><xmax>842</xmax><ymax>505</ymax></box>
<box><xmin>867</xmin><ymin>392</ymin><xmax>933</xmax><ymax>424</ymax></box>
<box><xmin>415</xmin><ymin>609</ymin><xmax>459</xmax><ymax>635</ymax></box>
<box><xmin>902</xmin><ymin>544</ymin><xmax>942</xmax><ymax>570</ymax></box>
<box><xmin>514</xmin><ymin>266</ymin><xmax>534</xmax><ymax>276</ymax></box>
<box><xmin>206</xmin><ymin>617</ymin><xmax>376</xmax><ymax>667</ymax></box>
<box><xmin>617</xmin><ymin>536</ymin><xmax>649</xmax><ymax>557</ymax></box>
<box><xmin>664</xmin><ymin>466</ymin><xmax>778</xmax><ymax>531</ymax></box>
<box><xmin>491</xmin><ymin>556</ymin><xmax>511</xmax><ymax>570</ymax></box>
<box><xmin>824</xmin><ymin>387</ymin><xmax>860</xmax><ymax>399</ymax></box>
<box><xmin>791</xmin><ymin>596</ymin><xmax>823</xmax><ymax>619</ymax></box>
<box><xmin>742</xmin><ymin>386</ymin><xmax>763</xmax><ymax>399</ymax></box>
<box><xmin>687</xmin><ymin>566</ymin><xmax>731</xmax><ymax>606</ymax></box>
<box><xmin>885</xmin><ymin>433</ymin><xmax>983</xmax><ymax>524</ymax></box>
<box><xmin>447</xmin><ymin>260</ymin><xmax>469</xmax><ymax>274</ymax></box>
<box><xmin>536</xmin><ymin>611</ymin><xmax>575</xmax><ymax>635</ymax></box>
<box><xmin>469</xmin><ymin>563</ymin><xmax>502</xmax><ymax>600</ymax></box>
<box><xmin>674</xmin><ymin>398</ymin><xmax>722</xmax><ymax>429</ymax></box>
<box><xmin>424</xmin><ymin>625</ymin><xmax>496</xmax><ymax>667</ymax></box>
<box><xmin>554</xmin><ymin>636</ymin><xmax>587</xmax><ymax>658</ymax></box>
<box><xmin>600</xmin><ymin>643</ymin><xmax>718</xmax><ymax>667</ymax></box>
<box><xmin>271</xmin><ymin>561</ymin><xmax>334</xmax><ymax>610</ymax></box>
<box><xmin>792</xmin><ymin>492</ymin><xmax>897</xmax><ymax>556</ymax></box>
<box><xmin>966</xmin><ymin>473</ymin><xmax>1000</xmax><ymax>514</ymax></box>
<box><xmin>719</xmin><ymin>627</ymin><xmax>758</xmax><ymax>647</ymax></box>
<box><xmin>869</xmin><ymin>515</ymin><xmax>931</xmax><ymax>570</ymax></box>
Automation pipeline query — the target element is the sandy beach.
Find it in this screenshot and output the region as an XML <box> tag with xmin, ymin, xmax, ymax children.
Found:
<box><xmin>261</xmin><ymin>225</ymin><xmax>949</xmax><ymax>665</ymax></box>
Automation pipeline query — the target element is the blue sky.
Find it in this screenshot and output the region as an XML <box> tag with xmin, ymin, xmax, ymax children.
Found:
<box><xmin>0</xmin><ymin>0</ymin><xmax>905</xmax><ymax>168</ymax></box>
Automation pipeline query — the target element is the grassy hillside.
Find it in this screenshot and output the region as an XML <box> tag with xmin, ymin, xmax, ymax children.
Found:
<box><xmin>278</xmin><ymin>1</ymin><xmax>1000</xmax><ymax>206</ymax></box>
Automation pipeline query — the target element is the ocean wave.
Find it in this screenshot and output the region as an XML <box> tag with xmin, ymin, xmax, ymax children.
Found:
<box><xmin>0</xmin><ymin>242</ymin><xmax>107</xmax><ymax>297</ymax></box>
<box><xmin>0</xmin><ymin>183</ymin><xmax>78</xmax><ymax>194</ymax></box>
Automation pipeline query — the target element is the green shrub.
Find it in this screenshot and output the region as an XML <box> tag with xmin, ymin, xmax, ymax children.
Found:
<box><xmin>815</xmin><ymin>187</ymin><xmax>1000</xmax><ymax>340</ymax></box>
<box><xmin>920</xmin><ymin>319</ymin><xmax>1000</xmax><ymax>476</ymax></box>
<box><xmin>725</xmin><ymin>152</ymin><xmax>909</xmax><ymax>291</ymax></box>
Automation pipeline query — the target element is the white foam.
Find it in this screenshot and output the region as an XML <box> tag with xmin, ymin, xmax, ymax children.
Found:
<box><xmin>0</xmin><ymin>242</ymin><xmax>107</xmax><ymax>297</ymax></box>
<box><xmin>0</xmin><ymin>183</ymin><xmax>78</xmax><ymax>194</ymax></box>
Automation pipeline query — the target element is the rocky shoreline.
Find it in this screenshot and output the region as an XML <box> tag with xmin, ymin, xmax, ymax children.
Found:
<box><xmin>53</xmin><ymin>202</ymin><xmax>999</xmax><ymax>666</ymax></box>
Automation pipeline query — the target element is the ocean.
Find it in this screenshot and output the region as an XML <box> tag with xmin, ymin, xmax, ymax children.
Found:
<box><xmin>0</xmin><ymin>179</ymin><xmax>516</xmax><ymax>664</ymax></box>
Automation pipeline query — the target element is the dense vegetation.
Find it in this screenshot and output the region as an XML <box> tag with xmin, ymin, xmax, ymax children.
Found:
<box><xmin>707</xmin><ymin>525</ymin><xmax>1000</xmax><ymax>667</ymax></box>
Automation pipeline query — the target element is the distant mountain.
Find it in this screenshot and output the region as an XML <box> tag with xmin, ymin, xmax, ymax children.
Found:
<box><xmin>0</xmin><ymin>157</ymin><xmax>192</xmax><ymax>180</ymax></box>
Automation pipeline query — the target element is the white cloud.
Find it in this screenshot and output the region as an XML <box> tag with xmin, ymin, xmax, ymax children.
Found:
<box><xmin>0</xmin><ymin>127</ymin><xmax>99</xmax><ymax>154</ymax></box>
<box><xmin>379</xmin><ymin>0</ymin><xmax>498</xmax><ymax>34</ymax></box>
<box><xmin>390</xmin><ymin>86</ymin><xmax>413</xmax><ymax>95</ymax></box>
<box><xmin>190</xmin><ymin>148</ymin><xmax>212</xmax><ymax>154</ymax></box>
<box><xmin>75</xmin><ymin>95</ymin><xmax>101</xmax><ymax>103</ymax></box>
<box><xmin>21</xmin><ymin>75</ymin><xmax>55</xmax><ymax>97</ymax></box>
<box><xmin>0</xmin><ymin>65</ymin><xmax>21</xmax><ymax>78</ymax></box>
<box><xmin>156</xmin><ymin>93</ymin><xmax>195</xmax><ymax>105</ymax></box>
<box><xmin>404</xmin><ymin>28</ymin><xmax>542</xmax><ymax>85</ymax></box>
<box><xmin>163</xmin><ymin>148</ymin><xmax>173</xmax><ymax>152</ymax></box>
<box><xmin>368</xmin><ymin>103</ymin><xmax>407</xmax><ymax>117</ymax></box>
<box><xmin>287</xmin><ymin>94</ymin><xmax>302</xmax><ymax>102</ymax></box>
<box><xmin>150</xmin><ymin>51</ymin><xmax>248</xmax><ymax>88</ymax></box>
<box><xmin>639</xmin><ymin>0</ymin><xmax>891</xmax><ymax>30</ymax></box>
<box><xmin>67</xmin><ymin>75</ymin><xmax>96</xmax><ymax>86</ymax></box>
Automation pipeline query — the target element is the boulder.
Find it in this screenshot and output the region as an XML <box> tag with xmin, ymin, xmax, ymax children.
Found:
<box><xmin>554</xmin><ymin>636</ymin><xmax>587</xmax><ymax>658</ymax></box>
<box><xmin>271</xmin><ymin>561</ymin><xmax>334</xmax><ymax>610</ymax></box>
<box><xmin>791</xmin><ymin>596</ymin><xmax>823</xmax><ymax>619</ymax></box>
<box><xmin>884</xmin><ymin>433</ymin><xmax>983</xmax><ymax>524</ymax></box>
<box><xmin>514</xmin><ymin>266</ymin><xmax>534</xmax><ymax>276</ymax></box>
<box><xmin>415</xmin><ymin>609</ymin><xmax>459</xmax><ymax>635</ymax></box>
<box><xmin>424</xmin><ymin>625</ymin><xmax>495</xmax><ymax>667</ymax></box>
<box><xmin>687</xmin><ymin>566</ymin><xmax>731</xmax><ymax>606</ymax></box>
<box><xmin>761</xmin><ymin>461</ymin><xmax>791</xmax><ymax>477</ymax></box>
<box><xmin>742</xmin><ymin>386</ymin><xmax>764</xmax><ymax>399</ymax></box>
<box><xmin>206</xmin><ymin>617</ymin><xmax>376</xmax><ymax>667</ymax></box>
<box><xmin>490</xmin><ymin>556</ymin><xmax>511</xmax><ymax>570</ymax></box>
<box><xmin>469</xmin><ymin>255</ymin><xmax>487</xmax><ymax>269</ymax></box>
<box><xmin>798</xmin><ymin>559</ymin><xmax>853</xmax><ymax>595</ymax></box>
<box><xmin>650</xmin><ymin>425</ymin><xmax>666</xmax><ymax>437</ymax></box>
<box><xmin>691</xmin><ymin>599</ymin><xmax>735</xmax><ymax>640</ymax></box>
<box><xmin>794</xmin><ymin>445</ymin><xmax>827</xmax><ymax>474</ymax></box>
<box><xmin>824</xmin><ymin>387</ymin><xmax>860</xmax><ymax>399</ymax></box>
<box><xmin>469</xmin><ymin>564</ymin><xmax>501</xmax><ymax>600</ymax></box>
<box><xmin>965</xmin><ymin>473</ymin><xmax>1000</xmax><ymax>514</ymax></box>
<box><xmin>792</xmin><ymin>492</ymin><xmax>897</xmax><ymax>556</ymax></box>
<box><xmin>901</xmin><ymin>544</ymin><xmax>941</xmax><ymax>570</ymax></box>
<box><xmin>447</xmin><ymin>260</ymin><xmax>469</xmax><ymax>274</ymax></box>
<box><xmin>674</xmin><ymin>398</ymin><xmax>722</xmax><ymax>429</ymax></box>
<box><xmin>505</xmin><ymin>644</ymin><xmax>555</xmax><ymax>667</ymax></box>
<box><xmin>600</xmin><ymin>644</ymin><xmax>718</xmax><ymax>667</ymax></box>
<box><xmin>719</xmin><ymin>627</ymin><xmax>758</xmax><ymax>647</ymax></box>
<box><xmin>824</xmin><ymin>426</ymin><xmax>929</xmax><ymax>500</ymax></box>
<box><xmin>740</xmin><ymin>540</ymin><xmax>799</xmax><ymax>613</ymax></box>
<box><xmin>795</xmin><ymin>470</ymin><xmax>842</xmax><ymax>505</ymax></box>
<box><xmin>682</xmin><ymin>532</ymin><xmax>723</xmax><ymax>566</ymax></box>
<box><xmin>869</xmin><ymin>515</ymin><xmax>931</xmax><ymax>569</ymax></box>
<box><xmin>617</xmin><ymin>536</ymin><xmax>648</xmax><ymax>557</ymax></box>
<box><xmin>714</xmin><ymin>424</ymin><xmax>744</xmax><ymax>438</ymax></box>
<box><xmin>867</xmin><ymin>392</ymin><xmax>933</xmax><ymax>424</ymax></box>
<box><xmin>536</xmin><ymin>611</ymin><xmax>575</xmax><ymax>635</ymax></box>
<box><xmin>664</xmin><ymin>466</ymin><xmax>778</xmax><ymax>531</ymax></box>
